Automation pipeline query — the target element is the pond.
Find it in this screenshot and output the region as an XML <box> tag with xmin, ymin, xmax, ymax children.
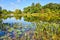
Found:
<box><xmin>0</xmin><ymin>17</ymin><xmax>36</xmax><ymax>39</ymax></box>
<box><xmin>0</xmin><ymin>16</ymin><xmax>60</xmax><ymax>40</ymax></box>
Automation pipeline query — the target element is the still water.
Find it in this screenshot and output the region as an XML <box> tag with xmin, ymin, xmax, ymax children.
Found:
<box><xmin>0</xmin><ymin>17</ymin><xmax>36</xmax><ymax>38</ymax></box>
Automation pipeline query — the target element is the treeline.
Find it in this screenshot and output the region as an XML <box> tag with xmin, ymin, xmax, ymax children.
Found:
<box><xmin>0</xmin><ymin>3</ymin><xmax>60</xmax><ymax>14</ymax></box>
<box><xmin>0</xmin><ymin>3</ymin><xmax>60</xmax><ymax>22</ymax></box>
<box><xmin>23</xmin><ymin>3</ymin><xmax>60</xmax><ymax>13</ymax></box>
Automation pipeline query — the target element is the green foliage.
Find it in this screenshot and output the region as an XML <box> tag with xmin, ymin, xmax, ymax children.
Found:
<box><xmin>43</xmin><ymin>3</ymin><xmax>60</xmax><ymax>10</ymax></box>
<box><xmin>0</xmin><ymin>6</ymin><xmax>2</xmax><ymax>10</ymax></box>
<box><xmin>23</xmin><ymin>13</ymin><xmax>60</xmax><ymax>23</ymax></box>
<box><xmin>23</xmin><ymin>3</ymin><xmax>60</xmax><ymax>14</ymax></box>
<box><xmin>14</xmin><ymin>9</ymin><xmax>22</xmax><ymax>14</ymax></box>
<box><xmin>2</xmin><ymin>9</ymin><xmax>8</xmax><ymax>15</ymax></box>
<box><xmin>35</xmin><ymin>21</ymin><xmax>60</xmax><ymax>40</ymax></box>
<box><xmin>0</xmin><ymin>6</ymin><xmax>2</xmax><ymax>17</ymax></box>
<box><xmin>43</xmin><ymin>3</ymin><xmax>60</xmax><ymax>13</ymax></box>
<box><xmin>23</xmin><ymin>3</ymin><xmax>42</xmax><ymax>13</ymax></box>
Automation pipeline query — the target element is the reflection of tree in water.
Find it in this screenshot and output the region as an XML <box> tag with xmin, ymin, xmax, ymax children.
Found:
<box><xmin>0</xmin><ymin>7</ymin><xmax>7</xmax><ymax>31</ymax></box>
<box><xmin>0</xmin><ymin>8</ymin><xmax>3</xmax><ymax>30</ymax></box>
<box><xmin>0</xmin><ymin>19</ymin><xmax>2</xmax><ymax>30</ymax></box>
<box><xmin>23</xmin><ymin>16</ymin><xmax>40</xmax><ymax>22</ymax></box>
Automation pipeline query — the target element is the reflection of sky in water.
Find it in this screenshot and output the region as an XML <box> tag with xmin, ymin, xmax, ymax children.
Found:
<box><xmin>2</xmin><ymin>17</ymin><xmax>36</xmax><ymax>32</ymax></box>
<box><xmin>0</xmin><ymin>17</ymin><xmax>36</xmax><ymax>37</ymax></box>
<box><xmin>2</xmin><ymin>17</ymin><xmax>36</xmax><ymax>29</ymax></box>
<box><xmin>3</xmin><ymin>17</ymin><xmax>31</xmax><ymax>24</ymax></box>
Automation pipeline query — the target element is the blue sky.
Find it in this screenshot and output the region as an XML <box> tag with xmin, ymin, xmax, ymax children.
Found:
<box><xmin>0</xmin><ymin>0</ymin><xmax>60</xmax><ymax>11</ymax></box>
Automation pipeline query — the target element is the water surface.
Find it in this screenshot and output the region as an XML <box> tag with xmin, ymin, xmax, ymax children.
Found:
<box><xmin>0</xmin><ymin>17</ymin><xmax>36</xmax><ymax>38</ymax></box>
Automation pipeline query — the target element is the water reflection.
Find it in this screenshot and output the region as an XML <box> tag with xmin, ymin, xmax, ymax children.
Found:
<box><xmin>0</xmin><ymin>17</ymin><xmax>36</xmax><ymax>38</ymax></box>
<box><xmin>2</xmin><ymin>17</ymin><xmax>36</xmax><ymax>28</ymax></box>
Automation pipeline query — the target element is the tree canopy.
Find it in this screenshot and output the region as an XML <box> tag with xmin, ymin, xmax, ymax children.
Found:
<box><xmin>0</xmin><ymin>3</ymin><xmax>60</xmax><ymax>14</ymax></box>
<box><xmin>23</xmin><ymin>3</ymin><xmax>42</xmax><ymax>13</ymax></box>
<box><xmin>23</xmin><ymin>3</ymin><xmax>60</xmax><ymax>14</ymax></box>
<box><xmin>0</xmin><ymin>6</ymin><xmax>2</xmax><ymax>14</ymax></box>
<box><xmin>14</xmin><ymin>9</ymin><xmax>22</xmax><ymax>14</ymax></box>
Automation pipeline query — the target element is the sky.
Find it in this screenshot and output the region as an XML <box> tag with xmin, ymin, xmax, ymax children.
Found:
<box><xmin>0</xmin><ymin>0</ymin><xmax>60</xmax><ymax>11</ymax></box>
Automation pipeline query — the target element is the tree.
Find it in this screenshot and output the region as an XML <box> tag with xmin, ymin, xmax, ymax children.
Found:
<box><xmin>14</xmin><ymin>9</ymin><xmax>22</xmax><ymax>14</ymax></box>
<box><xmin>0</xmin><ymin>6</ymin><xmax>2</xmax><ymax>10</ymax></box>
<box><xmin>23</xmin><ymin>3</ymin><xmax>42</xmax><ymax>13</ymax></box>
<box><xmin>2</xmin><ymin>9</ymin><xmax>8</xmax><ymax>15</ymax></box>
<box><xmin>0</xmin><ymin>6</ymin><xmax>2</xmax><ymax>14</ymax></box>
<box><xmin>34</xmin><ymin>3</ymin><xmax>42</xmax><ymax>13</ymax></box>
<box><xmin>0</xmin><ymin>6</ymin><xmax>2</xmax><ymax>18</ymax></box>
<box><xmin>35</xmin><ymin>3</ymin><xmax>41</xmax><ymax>9</ymax></box>
<box><xmin>0</xmin><ymin>6</ymin><xmax>2</xmax><ymax>30</ymax></box>
<box><xmin>8</xmin><ymin>11</ymin><xmax>13</xmax><ymax>14</ymax></box>
<box><xmin>32</xmin><ymin>3</ymin><xmax>35</xmax><ymax>7</ymax></box>
<box><xmin>23</xmin><ymin>6</ymin><xmax>31</xmax><ymax>13</ymax></box>
<box><xmin>43</xmin><ymin>3</ymin><xmax>60</xmax><ymax>13</ymax></box>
